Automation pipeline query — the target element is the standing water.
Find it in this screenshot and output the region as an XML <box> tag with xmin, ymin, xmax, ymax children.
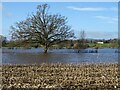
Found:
<box><xmin>2</xmin><ymin>48</ymin><xmax>118</xmax><ymax>64</ymax></box>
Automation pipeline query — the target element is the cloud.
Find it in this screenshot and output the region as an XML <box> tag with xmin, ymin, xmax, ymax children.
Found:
<box><xmin>95</xmin><ymin>16</ymin><xmax>118</xmax><ymax>23</ymax></box>
<box><xmin>0</xmin><ymin>4</ymin><xmax>2</xmax><ymax>11</ymax></box>
<box><xmin>110</xmin><ymin>7</ymin><xmax>118</xmax><ymax>11</ymax></box>
<box><xmin>87</xmin><ymin>31</ymin><xmax>118</xmax><ymax>39</ymax></box>
<box><xmin>0</xmin><ymin>5</ymin><xmax>13</xmax><ymax>17</ymax></box>
<box><xmin>5</xmin><ymin>12</ymin><xmax>13</xmax><ymax>17</ymax></box>
<box><xmin>67</xmin><ymin>6</ymin><xmax>105</xmax><ymax>11</ymax></box>
<box><xmin>67</xmin><ymin>6</ymin><xmax>117</xmax><ymax>11</ymax></box>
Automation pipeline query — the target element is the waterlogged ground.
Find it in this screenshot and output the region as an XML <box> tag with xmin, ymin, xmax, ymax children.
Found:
<box><xmin>2</xmin><ymin>63</ymin><xmax>119</xmax><ymax>89</ymax></box>
<box><xmin>2</xmin><ymin>48</ymin><xmax>118</xmax><ymax>64</ymax></box>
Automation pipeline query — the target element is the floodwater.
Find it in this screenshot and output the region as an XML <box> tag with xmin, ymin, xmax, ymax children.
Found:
<box><xmin>2</xmin><ymin>48</ymin><xmax>118</xmax><ymax>64</ymax></box>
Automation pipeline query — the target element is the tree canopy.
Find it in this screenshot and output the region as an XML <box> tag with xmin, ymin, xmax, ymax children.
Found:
<box><xmin>10</xmin><ymin>4</ymin><xmax>74</xmax><ymax>53</ymax></box>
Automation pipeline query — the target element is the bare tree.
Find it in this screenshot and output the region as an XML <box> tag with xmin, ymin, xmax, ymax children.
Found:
<box><xmin>10</xmin><ymin>4</ymin><xmax>74</xmax><ymax>53</ymax></box>
<box><xmin>80</xmin><ymin>30</ymin><xmax>86</xmax><ymax>40</ymax></box>
<box><xmin>78</xmin><ymin>30</ymin><xmax>86</xmax><ymax>49</ymax></box>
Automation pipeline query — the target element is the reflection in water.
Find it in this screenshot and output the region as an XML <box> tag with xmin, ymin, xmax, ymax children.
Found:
<box><xmin>2</xmin><ymin>48</ymin><xmax>118</xmax><ymax>64</ymax></box>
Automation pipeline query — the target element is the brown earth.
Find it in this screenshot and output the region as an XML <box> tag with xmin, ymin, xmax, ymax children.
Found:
<box><xmin>1</xmin><ymin>63</ymin><xmax>120</xmax><ymax>90</ymax></box>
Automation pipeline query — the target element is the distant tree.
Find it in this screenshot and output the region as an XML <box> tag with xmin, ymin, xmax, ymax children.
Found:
<box><xmin>70</xmin><ymin>40</ymin><xmax>74</xmax><ymax>48</ymax></box>
<box><xmin>118</xmin><ymin>39</ymin><xmax>120</xmax><ymax>48</ymax></box>
<box><xmin>0</xmin><ymin>35</ymin><xmax>2</xmax><ymax>47</ymax></box>
<box><xmin>10</xmin><ymin>4</ymin><xmax>74</xmax><ymax>53</ymax></box>
<box><xmin>78</xmin><ymin>30</ymin><xmax>87</xmax><ymax>49</ymax></box>
<box><xmin>111</xmin><ymin>39</ymin><xmax>118</xmax><ymax>48</ymax></box>
<box><xmin>0</xmin><ymin>35</ymin><xmax>7</xmax><ymax>47</ymax></box>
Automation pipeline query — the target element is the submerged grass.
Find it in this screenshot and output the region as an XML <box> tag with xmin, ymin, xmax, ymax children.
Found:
<box><xmin>1</xmin><ymin>63</ymin><xmax>120</xmax><ymax>90</ymax></box>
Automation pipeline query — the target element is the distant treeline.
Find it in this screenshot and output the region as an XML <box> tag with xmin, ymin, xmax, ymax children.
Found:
<box><xmin>1</xmin><ymin>35</ymin><xmax>119</xmax><ymax>49</ymax></box>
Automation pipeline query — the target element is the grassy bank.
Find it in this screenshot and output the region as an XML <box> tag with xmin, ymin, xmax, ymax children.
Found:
<box><xmin>2</xmin><ymin>63</ymin><xmax>120</xmax><ymax>90</ymax></box>
<box><xmin>88</xmin><ymin>43</ymin><xmax>113</xmax><ymax>48</ymax></box>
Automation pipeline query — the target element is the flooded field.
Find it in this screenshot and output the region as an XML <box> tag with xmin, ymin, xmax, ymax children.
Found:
<box><xmin>2</xmin><ymin>48</ymin><xmax>118</xmax><ymax>64</ymax></box>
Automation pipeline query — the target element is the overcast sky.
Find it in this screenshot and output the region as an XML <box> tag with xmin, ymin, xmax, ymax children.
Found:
<box><xmin>1</xmin><ymin>2</ymin><xmax>118</xmax><ymax>40</ymax></box>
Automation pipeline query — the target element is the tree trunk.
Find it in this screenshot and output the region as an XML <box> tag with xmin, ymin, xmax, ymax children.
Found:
<box><xmin>44</xmin><ymin>45</ymin><xmax>48</xmax><ymax>53</ymax></box>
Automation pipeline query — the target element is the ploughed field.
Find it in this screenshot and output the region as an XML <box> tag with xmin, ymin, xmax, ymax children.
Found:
<box><xmin>2</xmin><ymin>63</ymin><xmax>120</xmax><ymax>89</ymax></box>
